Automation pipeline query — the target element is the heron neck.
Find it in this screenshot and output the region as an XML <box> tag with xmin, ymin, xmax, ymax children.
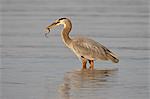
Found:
<box><xmin>61</xmin><ymin>21</ymin><xmax>72</xmax><ymax>47</ymax></box>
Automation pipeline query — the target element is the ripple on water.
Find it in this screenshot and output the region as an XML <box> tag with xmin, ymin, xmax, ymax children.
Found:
<box><xmin>58</xmin><ymin>68</ymin><xmax>118</xmax><ymax>99</ymax></box>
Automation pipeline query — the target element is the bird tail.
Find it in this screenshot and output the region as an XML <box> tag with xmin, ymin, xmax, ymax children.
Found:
<box><xmin>107</xmin><ymin>52</ymin><xmax>119</xmax><ymax>63</ymax></box>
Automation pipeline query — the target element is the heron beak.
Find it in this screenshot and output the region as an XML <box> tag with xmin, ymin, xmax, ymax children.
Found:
<box><xmin>44</xmin><ymin>22</ymin><xmax>58</xmax><ymax>38</ymax></box>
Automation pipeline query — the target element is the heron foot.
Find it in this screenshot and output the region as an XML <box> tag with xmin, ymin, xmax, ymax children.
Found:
<box><xmin>89</xmin><ymin>60</ymin><xmax>94</xmax><ymax>70</ymax></box>
<box><xmin>81</xmin><ymin>57</ymin><xmax>87</xmax><ymax>70</ymax></box>
<box><xmin>82</xmin><ymin>65</ymin><xmax>87</xmax><ymax>69</ymax></box>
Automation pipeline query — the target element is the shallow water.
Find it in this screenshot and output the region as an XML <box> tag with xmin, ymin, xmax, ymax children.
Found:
<box><xmin>1</xmin><ymin>0</ymin><xmax>149</xmax><ymax>99</ymax></box>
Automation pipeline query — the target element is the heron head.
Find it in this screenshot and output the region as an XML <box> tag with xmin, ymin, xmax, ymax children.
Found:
<box><xmin>44</xmin><ymin>18</ymin><xmax>68</xmax><ymax>37</ymax></box>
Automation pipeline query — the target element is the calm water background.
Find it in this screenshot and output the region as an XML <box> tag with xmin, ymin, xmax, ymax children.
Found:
<box><xmin>1</xmin><ymin>0</ymin><xmax>149</xmax><ymax>99</ymax></box>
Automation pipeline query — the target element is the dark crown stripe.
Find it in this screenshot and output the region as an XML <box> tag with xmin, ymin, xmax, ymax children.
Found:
<box><xmin>59</xmin><ymin>18</ymin><xmax>67</xmax><ymax>20</ymax></box>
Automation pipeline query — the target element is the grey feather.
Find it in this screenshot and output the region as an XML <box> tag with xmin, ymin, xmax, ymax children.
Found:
<box><xmin>72</xmin><ymin>37</ymin><xmax>119</xmax><ymax>63</ymax></box>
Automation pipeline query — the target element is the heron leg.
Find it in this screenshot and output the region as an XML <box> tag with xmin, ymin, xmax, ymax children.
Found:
<box><xmin>82</xmin><ymin>57</ymin><xmax>87</xmax><ymax>70</ymax></box>
<box><xmin>89</xmin><ymin>60</ymin><xmax>94</xmax><ymax>70</ymax></box>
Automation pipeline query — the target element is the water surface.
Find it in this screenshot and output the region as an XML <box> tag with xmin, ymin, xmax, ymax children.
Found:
<box><xmin>1</xmin><ymin>0</ymin><xmax>149</xmax><ymax>99</ymax></box>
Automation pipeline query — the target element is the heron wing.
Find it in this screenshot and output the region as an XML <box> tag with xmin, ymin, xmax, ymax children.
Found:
<box><xmin>72</xmin><ymin>37</ymin><xmax>109</xmax><ymax>60</ymax></box>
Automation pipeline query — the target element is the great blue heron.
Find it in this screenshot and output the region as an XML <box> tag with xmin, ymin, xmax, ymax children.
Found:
<box><xmin>44</xmin><ymin>18</ymin><xmax>119</xmax><ymax>70</ymax></box>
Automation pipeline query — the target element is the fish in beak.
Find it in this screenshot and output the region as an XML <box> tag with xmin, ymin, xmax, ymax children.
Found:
<box><xmin>44</xmin><ymin>21</ymin><xmax>60</xmax><ymax>38</ymax></box>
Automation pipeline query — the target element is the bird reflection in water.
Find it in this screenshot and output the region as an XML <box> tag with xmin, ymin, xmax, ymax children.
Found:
<box><xmin>58</xmin><ymin>68</ymin><xmax>118</xmax><ymax>99</ymax></box>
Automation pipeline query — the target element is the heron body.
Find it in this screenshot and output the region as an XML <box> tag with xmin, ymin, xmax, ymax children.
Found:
<box><xmin>45</xmin><ymin>18</ymin><xmax>119</xmax><ymax>70</ymax></box>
